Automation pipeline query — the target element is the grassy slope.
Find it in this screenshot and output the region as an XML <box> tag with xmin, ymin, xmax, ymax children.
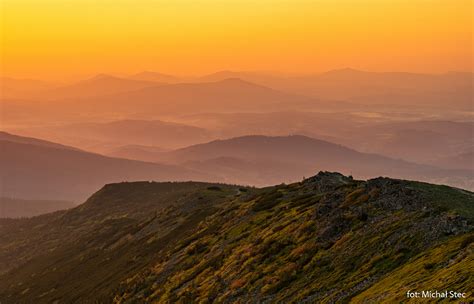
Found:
<box><xmin>0</xmin><ymin>182</ymin><xmax>243</xmax><ymax>302</ymax></box>
<box><xmin>0</xmin><ymin>174</ymin><xmax>472</xmax><ymax>303</ymax></box>
<box><xmin>408</xmin><ymin>181</ymin><xmax>474</xmax><ymax>220</ymax></box>
<box><xmin>353</xmin><ymin>234</ymin><xmax>473</xmax><ymax>303</ymax></box>
<box><xmin>113</xmin><ymin>175</ymin><xmax>473</xmax><ymax>303</ymax></box>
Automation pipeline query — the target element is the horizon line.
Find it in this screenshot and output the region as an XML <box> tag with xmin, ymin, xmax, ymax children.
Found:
<box><xmin>2</xmin><ymin>67</ymin><xmax>473</xmax><ymax>83</ymax></box>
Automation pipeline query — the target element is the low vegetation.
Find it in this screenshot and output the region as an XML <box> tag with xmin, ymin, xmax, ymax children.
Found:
<box><xmin>0</xmin><ymin>173</ymin><xmax>472</xmax><ymax>303</ymax></box>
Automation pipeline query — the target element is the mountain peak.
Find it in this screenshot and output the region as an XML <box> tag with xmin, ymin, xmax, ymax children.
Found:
<box><xmin>321</xmin><ymin>68</ymin><xmax>366</xmax><ymax>76</ymax></box>
<box><xmin>214</xmin><ymin>77</ymin><xmax>271</xmax><ymax>89</ymax></box>
<box><xmin>304</xmin><ymin>171</ymin><xmax>353</xmax><ymax>189</ymax></box>
<box><xmin>129</xmin><ymin>71</ymin><xmax>180</xmax><ymax>82</ymax></box>
<box><xmin>219</xmin><ymin>77</ymin><xmax>248</xmax><ymax>83</ymax></box>
<box><xmin>133</xmin><ymin>71</ymin><xmax>175</xmax><ymax>78</ymax></box>
<box><xmin>88</xmin><ymin>73</ymin><xmax>117</xmax><ymax>81</ymax></box>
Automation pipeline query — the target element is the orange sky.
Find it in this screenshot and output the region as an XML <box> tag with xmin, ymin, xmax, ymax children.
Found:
<box><xmin>1</xmin><ymin>0</ymin><xmax>472</xmax><ymax>80</ymax></box>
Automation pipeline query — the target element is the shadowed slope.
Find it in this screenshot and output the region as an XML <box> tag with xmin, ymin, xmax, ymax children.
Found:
<box><xmin>0</xmin><ymin>136</ymin><xmax>214</xmax><ymax>201</ymax></box>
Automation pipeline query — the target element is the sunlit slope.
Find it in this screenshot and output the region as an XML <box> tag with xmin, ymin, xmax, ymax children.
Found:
<box><xmin>0</xmin><ymin>173</ymin><xmax>472</xmax><ymax>302</ymax></box>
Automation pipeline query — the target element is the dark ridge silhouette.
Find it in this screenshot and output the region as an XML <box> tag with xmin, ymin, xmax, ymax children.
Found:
<box><xmin>0</xmin><ymin>131</ymin><xmax>80</xmax><ymax>151</ymax></box>
<box><xmin>154</xmin><ymin>135</ymin><xmax>473</xmax><ymax>189</ymax></box>
<box><xmin>0</xmin><ymin>134</ymin><xmax>215</xmax><ymax>201</ymax></box>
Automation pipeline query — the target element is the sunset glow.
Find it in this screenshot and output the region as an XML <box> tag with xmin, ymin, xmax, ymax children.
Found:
<box><xmin>1</xmin><ymin>0</ymin><xmax>472</xmax><ymax>79</ymax></box>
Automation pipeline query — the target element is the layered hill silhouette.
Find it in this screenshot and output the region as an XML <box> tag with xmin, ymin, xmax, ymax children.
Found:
<box><xmin>2</xmin><ymin>132</ymin><xmax>472</xmax><ymax>206</ymax></box>
<box><xmin>0</xmin><ymin>173</ymin><xmax>471</xmax><ymax>302</ymax></box>
<box><xmin>0</xmin><ymin>77</ymin><xmax>58</xmax><ymax>99</ymax></box>
<box><xmin>339</xmin><ymin>120</ymin><xmax>474</xmax><ymax>164</ymax></box>
<box><xmin>150</xmin><ymin>135</ymin><xmax>473</xmax><ymax>189</ymax></box>
<box><xmin>2</xmin><ymin>78</ymin><xmax>350</xmax><ymax>124</ymax></box>
<box><xmin>429</xmin><ymin>152</ymin><xmax>474</xmax><ymax>171</ymax></box>
<box><xmin>199</xmin><ymin>69</ymin><xmax>473</xmax><ymax>110</ymax></box>
<box><xmin>3</xmin><ymin>70</ymin><xmax>472</xmax><ymax>111</ymax></box>
<box><xmin>171</xmin><ymin>113</ymin><xmax>473</xmax><ymax>168</ymax></box>
<box><xmin>106</xmin><ymin>144</ymin><xmax>168</xmax><ymax>160</ymax></box>
<box><xmin>0</xmin><ymin>132</ymin><xmax>213</xmax><ymax>201</ymax></box>
<box><xmin>72</xmin><ymin>78</ymin><xmax>350</xmax><ymax>115</ymax></box>
<box><xmin>47</xmin><ymin>74</ymin><xmax>162</xmax><ymax>99</ymax></box>
<box><xmin>0</xmin><ymin>131</ymin><xmax>80</xmax><ymax>151</ymax></box>
<box><xmin>21</xmin><ymin>119</ymin><xmax>212</xmax><ymax>152</ymax></box>
<box><xmin>129</xmin><ymin>71</ymin><xmax>183</xmax><ymax>83</ymax></box>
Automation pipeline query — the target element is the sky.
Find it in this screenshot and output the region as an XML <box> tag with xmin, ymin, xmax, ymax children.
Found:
<box><xmin>1</xmin><ymin>0</ymin><xmax>472</xmax><ymax>80</ymax></box>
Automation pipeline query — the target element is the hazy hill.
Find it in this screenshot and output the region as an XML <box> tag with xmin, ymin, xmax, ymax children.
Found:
<box><xmin>199</xmin><ymin>69</ymin><xmax>473</xmax><ymax>110</ymax></box>
<box><xmin>176</xmin><ymin>111</ymin><xmax>352</xmax><ymax>141</ymax></box>
<box><xmin>0</xmin><ymin>135</ymin><xmax>213</xmax><ymax>201</ymax></box>
<box><xmin>155</xmin><ymin>135</ymin><xmax>473</xmax><ymax>189</ymax></box>
<box><xmin>2</xmin><ymin>77</ymin><xmax>358</xmax><ymax>127</ymax></box>
<box><xmin>105</xmin><ymin>144</ymin><xmax>168</xmax><ymax>161</ymax></box>
<box><xmin>47</xmin><ymin>74</ymin><xmax>162</xmax><ymax>99</ymax></box>
<box><xmin>5</xmin><ymin>119</ymin><xmax>212</xmax><ymax>154</ymax></box>
<box><xmin>0</xmin><ymin>77</ymin><xmax>58</xmax><ymax>99</ymax></box>
<box><xmin>52</xmin><ymin>119</ymin><xmax>211</xmax><ymax>149</ymax></box>
<box><xmin>0</xmin><ymin>197</ymin><xmax>75</xmax><ymax>218</ymax></box>
<box><xmin>0</xmin><ymin>131</ymin><xmax>79</xmax><ymax>151</ymax></box>
<box><xmin>344</xmin><ymin>120</ymin><xmax>474</xmax><ymax>164</ymax></box>
<box><xmin>0</xmin><ymin>173</ymin><xmax>471</xmax><ymax>302</ymax></box>
<box><xmin>429</xmin><ymin>152</ymin><xmax>474</xmax><ymax>171</ymax></box>
<box><xmin>80</xmin><ymin>78</ymin><xmax>350</xmax><ymax>115</ymax></box>
<box><xmin>129</xmin><ymin>71</ymin><xmax>183</xmax><ymax>83</ymax></box>
<box><xmin>174</xmin><ymin>115</ymin><xmax>473</xmax><ymax>169</ymax></box>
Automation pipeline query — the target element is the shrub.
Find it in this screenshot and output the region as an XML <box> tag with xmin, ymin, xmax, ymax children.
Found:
<box><xmin>252</xmin><ymin>192</ymin><xmax>284</xmax><ymax>211</ymax></box>
<box><xmin>207</xmin><ymin>186</ymin><xmax>222</xmax><ymax>191</ymax></box>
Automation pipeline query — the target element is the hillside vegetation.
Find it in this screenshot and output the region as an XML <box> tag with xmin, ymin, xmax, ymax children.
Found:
<box><xmin>0</xmin><ymin>173</ymin><xmax>472</xmax><ymax>303</ymax></box>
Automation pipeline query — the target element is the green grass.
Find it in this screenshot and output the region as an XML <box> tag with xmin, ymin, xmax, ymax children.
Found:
<box><xmin>1</xmin><ymin>174</ymin><xmax>472</xmax><ymax>303</ymax></box>
<box><xmin>408</xmin><ymin>181</ymin><xmax>474</xmax><ymax>220</ymax></box>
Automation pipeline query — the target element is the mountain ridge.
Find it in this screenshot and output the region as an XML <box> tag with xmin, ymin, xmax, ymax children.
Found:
<box><xmin>0</xmin><ymin>137</ymin><xmax>214</xmax><ymax>201</ymax></box>
<box><xmin>151</xmin><ymin>134</ymin><xmax>473</xmax><ymax>190</ymax></box>
<box><xmin>0</xmin><ymin>172</ymin><xmax>471</xmax><ymax>302</ymax></box>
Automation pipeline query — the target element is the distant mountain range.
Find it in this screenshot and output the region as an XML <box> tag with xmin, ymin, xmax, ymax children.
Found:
<box><xmin>2</xmin><ymin>77</ymin><xmax>352</xmax><ymax>125</ymax></box>
<box><xmin>169</xmin><ymin>113</ymin><xmax>474</xmax><ymax>166</ymax></box>
<box><xmin>153</xmin><ymin>135</ymin><xmax>473</xmax><ymax>189</ymax></box>
<box><xmin>0</xmin><ymin>132</ymin><xmax>213</xmax><ymax>201</ymax></box>
<box><xmin>46</xmin><ymin>74</ymin><xmax>163</xmax><ymax>99</ymax></box>
<box><xmin>18</xmin><ymin>119</ymin><xmax>212</xmax><ymax>152</ymax></box>
<box><xmin>105</xmin><ymin>144</ymin><xmax>168</xmax><ymax>160</ymax></box>
<box><xmin>429</xmin><ymin>152</ymin><xmax>474</xmax><ymax>171</ymax></box>
<box><xmin>0</xmin><ymin>173</ymin><xmax>472</xmax><ymax>302</ymax></box>
<box><xmin>3</xmin><ymin>69</ymin><xmax>472</xmax><ymax>110</ymax></box>
<box><xmin>128</xmin><ymin>71</ymin><xmax>183</xmax><ymax>83</ymax></box>
<box><xmin>2</xmin><ymin>69</ymin><xmax>472</xmax><ymax>129</ymax></box>
<box><xmin>338</xmin><ymin>120</ymin><xmax>474</xmax><ymax>164</ymax></box>
<box><xmin>0</xmin><ymin>77</ymin><xmax>58</xmax><ymax>99</ymax></box>
<box><xmin>1</xmin><ymin>132</ymin><xmax>472</xmax><ymax>205</ymax></box>
<box><xmin>77</xmin><ymin>78</ymin><xmax>336</xmax><ymax>114</ymax></box>
<box><xmin>197</xmin><ymin>69</ymin><xmax>473</xmax><ymax>110</ymax></box>
<box><xmin>0</xmin><ymin>131</ymin><xmax>80</xmax><ymax>151</ymax></box>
